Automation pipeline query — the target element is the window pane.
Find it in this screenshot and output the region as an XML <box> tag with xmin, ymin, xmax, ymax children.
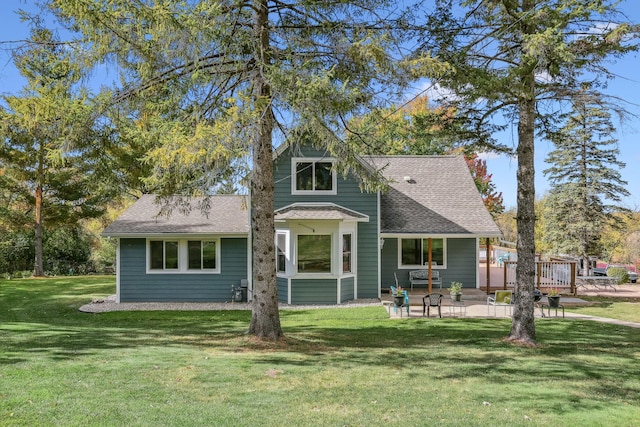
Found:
<box><xmin>342</xmin><ymin>234</ymin><xmax>352</xmax><ymax>273</ymax></box>
<box><xmin>431</xmin><ymin>238</ymin><xmax>444</xmax><ymax>265</ymax></box>
<box><xmin>165</xmin><ymin>241</ymin><xmax>179</xmax><ymax>269</ymax></box>
<box><xmin>401</xmin><ymin>239</ymin><xmax>421</xmax><ymax>265</ymax></box>
<box><xmin>188</xmin><ymin>241</ymin><xmax>202</xmax><ymax>269</ymax></box>
<box><xmin>150</xmin><ymin>241</ymin><xmax>163</xmax><ymax>269</ymax></box>
<box><xmin>296</xmin><ymin>162</ymin><xmax>313</xmax><ymax>191</ymax></box>
<box><xmin>421</xmin><ymin>238</ymin><xmax>444</xmax><ymax>265</ymax></box>
<box><xmin>276</xmin><ymin>233</ymin><xmax>286</xmax><ymax>273</ymax></box>
<box><xmin>202</xmin><ymin>241</ymin><xmax>216</xmax><ymax>269</ymax></box>
<box><xmin>298</xmin><ymin>235</ymin><xmax>331</xmax><ymax>273</ymax></box>
<box><xmin>315</xmin><ymin>162</ymin><xmax>333</xmax><ymax>191</ymax></box>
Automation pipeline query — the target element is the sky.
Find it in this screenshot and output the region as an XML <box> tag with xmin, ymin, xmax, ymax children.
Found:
<box><xmin>1</xmin><ymin>1</ymin><xmax>639</xmax><ymax>210</ymax></box>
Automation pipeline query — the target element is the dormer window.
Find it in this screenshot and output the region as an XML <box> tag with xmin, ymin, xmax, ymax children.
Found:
<box><xmin>292</xmin><ymin>158</ymin><xmax>336</xmax><ymax>194</ymax></box>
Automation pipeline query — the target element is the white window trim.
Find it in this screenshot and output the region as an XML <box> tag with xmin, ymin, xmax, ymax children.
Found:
<box><xmin>341</xmin><ymin>233</ymin><xmax>353</xmax><ymax>275</ymax></box>
<box><xmin>275</xmin><ymin>230</ymin><xmax>290</xmax><ymax>276</ymax></box>
<box><xmin>277</xmin><ymin>222</ymin><xmax>356</xmax><ymax>278</ymax></box>
<box><xmin>146</xmin><ymin>238</ymin><xmax>221</xmax><ymax>274</ymax></box>
<box><xmin>397</xmin><ymin>237</ymin><xmax>447</xmax><ymax>270</ymax></box>
<box><xmin>291</xmin><ymin>157</ymin><xmax>337</xmax><ymax>195</ymax></box>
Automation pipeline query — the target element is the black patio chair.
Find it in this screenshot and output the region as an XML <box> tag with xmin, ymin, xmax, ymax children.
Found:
<box><xmin>423</xmin><ymin>293</ymin><xmax>443</xmax><ymax>318</ymax></box>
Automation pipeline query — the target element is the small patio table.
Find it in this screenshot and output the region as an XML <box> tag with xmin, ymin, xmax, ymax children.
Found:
<box><xmin>447</xmin><ymin>300</ymin><xmax>466</xmax><ymax>317</ymax></box>
<box><xmin>541</xmin><ymin>303</ymin><xmax>564</xmax><ymax>318</ymax></box>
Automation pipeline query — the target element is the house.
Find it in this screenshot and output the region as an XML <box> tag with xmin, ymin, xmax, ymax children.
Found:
<box><xmin>102</xmin><ymin>144</ymin><xmax>501</xmax><ymax>304</ymax></box>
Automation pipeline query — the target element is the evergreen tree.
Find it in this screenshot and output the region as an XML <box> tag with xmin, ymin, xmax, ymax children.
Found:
<box><xmin>543</xmin><ymin>97</ymin><xmax>629</xmax><ymax>274</ymax></box>
<box><xmin>416</xmin><ymin>0</ymin><xmax>638</xmax><ymax>345</ymax></box>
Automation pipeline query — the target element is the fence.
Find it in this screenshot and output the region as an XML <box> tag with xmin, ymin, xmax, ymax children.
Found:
<box><xmin>503</xmin><ymin>261</ymin><xmax>577</xmax><ymax>295</ymax></box>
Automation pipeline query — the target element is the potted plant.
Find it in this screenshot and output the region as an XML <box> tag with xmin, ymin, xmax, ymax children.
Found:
<box><xmin>393</xmin><ymin>286</ymin><xmax>406</xmax><ymax>306</ymax></box>
<box><xmin>547</xmin><ymin>287</ymin><xmax>561</xmax><ymax>308</ymax></box>
<box><xmin>449</xmin><ymin>281</ymin><xmax>463</xmax><ymax>302</ymax></box>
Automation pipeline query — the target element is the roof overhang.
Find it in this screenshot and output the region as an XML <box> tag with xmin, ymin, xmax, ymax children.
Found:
<box><xmin>101</xmin><ymin>232</ymin><xmax>249</xmax><ymax>239</ymax></box>
<box><xmin>380</xmin><ymin>232</ymin><xmax>502</xmax><ymax>239</ymax></box>
<box><xmin>274</xmin><ymin>203</ymin><xmax>369</xmax><ymax>222</ymax></box>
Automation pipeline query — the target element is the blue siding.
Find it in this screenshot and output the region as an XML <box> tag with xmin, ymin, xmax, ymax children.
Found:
<box><xmin>340</xmin><ymin>276</ymin><xmax>355</xmax><ymax>302</ymax></box>
<box><xmin>277</xmin><ymin>277</ymin><xmax>288</xmax><ymax>303</ymax></box>
<box><xmin>445</xmin><ymin>238</ymin><xmax>477</xmax><ymax>289</ymax></box>
<box><xmin>274</xmin><ymin>145</ymin><xmax>380</xmax><ymax>299</ymax></box>
<box><xmin>119</xmin><ymin>237</ymin><xmax>248</xmax><ymax>302</ymax></box>
<box><xmin>380</xmin><ymin>237</ymin><xmax>477</xmax><ymax>291</ymax></box>
<box><xmin>291</xmin><ymin>278</ymin><xmax>337</xmax><ymax>304</ymax></box>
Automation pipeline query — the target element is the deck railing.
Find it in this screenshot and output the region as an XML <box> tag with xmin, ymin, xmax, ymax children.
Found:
<box><xmin>502</xmin><ymin>261</ymin><xmax>576</xmax><ymax>295</ymax></box>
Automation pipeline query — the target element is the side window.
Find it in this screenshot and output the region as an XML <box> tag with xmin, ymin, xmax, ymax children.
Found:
<box><xmin>148</xmin><ymin>239</ymin><xmax>218</xmax><ymax>272</ymax></box>
<box><xmin>188</xmin><ymin>241</ymin><xmax>217</xmax><ymax>270</ymax></box>
<box><xmin>150</xmin><ymin>240</ymin><xmax>179</xmax><ymax>270</ymax></box>
<box><xmin>276</xmin><ymin>232</ymin><xmax>287</xmax><ymax>273</ymax></box>
<box><xmin>342</xmin><ymin>234</ymin><xmax>352</xmax><ymax>273</ymax></box>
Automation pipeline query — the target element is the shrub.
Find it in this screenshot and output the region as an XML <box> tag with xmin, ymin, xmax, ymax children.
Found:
<box><xmin>607</xmin><ymin>267</ymin><xmax>629</xmax><ymax>284</ymax></box>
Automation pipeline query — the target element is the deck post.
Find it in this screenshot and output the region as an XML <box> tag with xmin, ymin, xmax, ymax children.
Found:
<box><xmin>486</xmin><ymin>238</ymin><xmax>491</xmax><ymax>295</ymax></box>
<box><xmin>427</xmin><ymin>238</ymin><xmax>433</xmax><ymax>293</ymax></box>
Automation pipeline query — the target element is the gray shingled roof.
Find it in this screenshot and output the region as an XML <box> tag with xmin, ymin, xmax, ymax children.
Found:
<box><xmin>275</xmin><ymin>203</ymin><xmax>369</xmax><ymax>221</ymax></box>
<box><xmin>102</xmin><ymin>194</ymin><xmax>249</xmax><ymax>236</ymax></box>
<box><xmin>367</xmin><ymin>155</ymin><xmax>501</xmax><ymax>236</ymax></box>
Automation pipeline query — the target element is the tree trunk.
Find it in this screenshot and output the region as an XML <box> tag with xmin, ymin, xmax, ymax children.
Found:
<box><xmin>33</xmin><ymin>183</ymin><xmax>45</xmax><ymax>277</ymax></box>
<box><xmin>247</xmin><ymin>0</ymin><xmax>283</xmax><ymax>340</ymax></box>
<box><xmin>508</xmin><ymin>91</ymin><xmax>537</xmax><ymax>345</ymax></box>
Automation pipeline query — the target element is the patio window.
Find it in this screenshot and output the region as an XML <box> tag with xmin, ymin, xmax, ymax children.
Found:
<box><xmin>292</xmin><ymin>158</ymin><xmax>336</xmax><ymax>194</ymax></box>
<box><xmin>188</xmin><ymin>240</ymin><xmax>216</xmax><ymax>270</ymax></box>
<box><xmin>298</xmin><ymin>234</ymin><xmax>331</xmax><ymax>273</ymax></box>
<box><xmin>401</xmin><ymin>238</ymin><xmax>445</xmax><ymax>267</ymax></box>
<box><xmin>150</xmin><ymin>240</ymin><xmax>179</xmax><ymax>270</ymax></box>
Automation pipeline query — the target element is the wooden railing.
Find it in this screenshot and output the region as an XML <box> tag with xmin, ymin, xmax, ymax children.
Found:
<box><xmin>502</xmin><ymin>261</ymin><xmax>576</xmax><ymax>295</ymax></box>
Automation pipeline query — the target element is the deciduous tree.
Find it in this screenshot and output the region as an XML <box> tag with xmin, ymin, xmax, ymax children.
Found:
<box><xmin>0</xmin><ymin>24</ymin><xmax>104</xmax><ymax>276</ymax></box>
<box><xmin>50</xmin><ymin>0</ymin><xmax>442</xmax><ymax>339</ymax></box>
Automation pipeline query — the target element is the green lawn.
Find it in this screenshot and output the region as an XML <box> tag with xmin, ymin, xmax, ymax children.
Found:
<box><xmin>2</xmin><ymin>277</ymin><xmax>640</xmax><ymax>426</ymax></box>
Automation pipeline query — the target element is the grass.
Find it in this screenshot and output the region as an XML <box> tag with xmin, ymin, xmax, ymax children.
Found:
<box><xmin>1</xmin><ymin>277</ymin><xmax>640</xmax><ymax>426</ymax></box>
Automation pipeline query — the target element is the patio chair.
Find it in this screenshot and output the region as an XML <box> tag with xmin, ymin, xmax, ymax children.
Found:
<box><xmin>487</xmin><ymin>290</ymin><xmax>513</xmax><ymax>316</ymax></box>
<box><xmin>422</xmin><ymin>293</ymin><xmax>443</xmax><ymax>318</ymax></box>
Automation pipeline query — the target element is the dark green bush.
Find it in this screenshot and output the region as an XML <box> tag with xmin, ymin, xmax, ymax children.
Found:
<box><xmin>607</xmin><ymin>267</ymin><xmax>629</xmax><ymax>284</ymax></box>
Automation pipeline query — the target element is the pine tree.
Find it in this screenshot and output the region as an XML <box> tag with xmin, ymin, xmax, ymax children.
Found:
<box><xmin>416</xmin><ymin>0</ymin><xmax>638</xmax><ymax>345</ymax></box>
<box><xmin>543</xmin><ymin>97</ymin><xmax>629</xmax><ymax>274</ymax></box>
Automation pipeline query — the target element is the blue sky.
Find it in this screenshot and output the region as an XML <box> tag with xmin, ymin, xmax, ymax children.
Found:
<box><xmin>1</xmin><ymin>1</ymin><xmax>638</xmax><ymax>210</ymax></box>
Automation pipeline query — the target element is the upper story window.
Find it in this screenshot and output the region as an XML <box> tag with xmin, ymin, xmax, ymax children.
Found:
<box><xmin>400</xmin><ymin>238</ymin><xmax>445</xmax><ymax>268</ymax></box>
<box><xmin>292</xmin><ymin>158</ymin><xmax>336</xmax><ymax>195</ymax></box>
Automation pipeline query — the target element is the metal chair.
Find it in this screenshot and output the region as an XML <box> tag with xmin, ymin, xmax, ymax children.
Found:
<box><xmin>487</xmin><ymin>290</ymin><xmax>513</xmax><ymax>316</ymax></box>
<box><xmin>423</xmin><ymin>293</ymin><xmax>443</xmax><ymax>318</ymax></box>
